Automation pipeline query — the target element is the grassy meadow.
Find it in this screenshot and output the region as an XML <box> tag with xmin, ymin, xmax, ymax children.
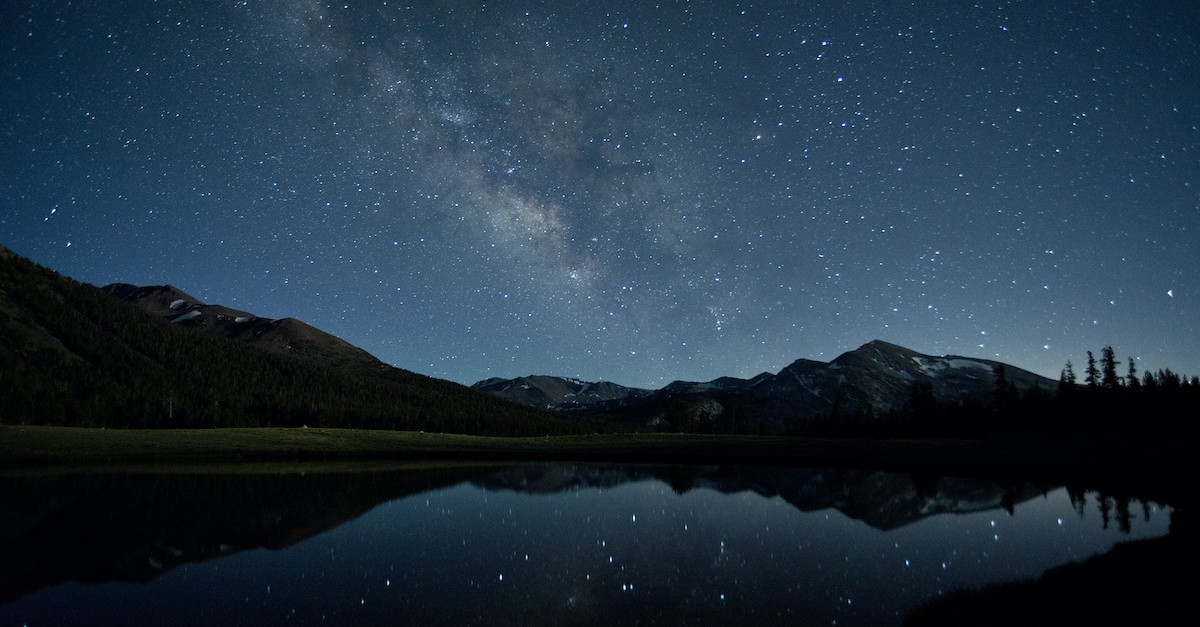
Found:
<box><xmin>0</xmin><ymin>425</ymin><xmax>1189</xmax><ymax>504</ymax></box>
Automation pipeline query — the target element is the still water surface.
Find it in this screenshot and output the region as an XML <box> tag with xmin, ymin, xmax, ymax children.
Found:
<box><xmin>0</xmin><ymin>464</ymin><xmax>1170</xmax><ymax>626</ymax></box>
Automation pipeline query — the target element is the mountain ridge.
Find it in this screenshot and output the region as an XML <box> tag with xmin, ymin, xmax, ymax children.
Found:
<box><xmin>473</xmin><ymin>339</ymin><xmax>1057</xmax><ymax>431</ymax></box>
<box><xmin>102</xmin><ymin>282</ymin><xmax>383</xmax><ymax>369</ymax></box>
<box><xmin>470</xmin><ymin>375</ymin><xmax>653</xmax><ymax>410</ymax></box>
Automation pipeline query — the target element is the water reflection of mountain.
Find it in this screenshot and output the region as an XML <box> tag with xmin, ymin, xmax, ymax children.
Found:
<box><xmin>0</xmin><ymin>464</ymin><xmax>489</xmax><ymax>603</ymax></box>
<box><xmin>470</xmin><ymin>465</ymin><xmax>1049</xmax><ymax>531</ymax></box>
<box><xmin>0</xmin><ymin>463</ymin><xmax>1045</xmax><ymax>604</ymax></box>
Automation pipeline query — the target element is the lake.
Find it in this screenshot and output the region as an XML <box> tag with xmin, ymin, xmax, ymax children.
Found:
<box><xmin>0</xmin><ymin>463</ymin><xmax>1172</xmax><ymax>626</ymax></box>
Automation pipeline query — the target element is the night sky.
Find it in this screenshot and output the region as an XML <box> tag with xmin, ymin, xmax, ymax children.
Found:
<box><xmin>3</xmin><ymin>1</ymin><xmax>1197</xmax><ymax>389</ymax></box>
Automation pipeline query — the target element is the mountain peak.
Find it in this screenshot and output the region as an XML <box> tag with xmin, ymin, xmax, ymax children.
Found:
<box><xmin>104</xmin><ymin>283</ymin><xmax>382</xmax><ymax>369</ymax></box>
<box><xmin>860</xmin><ymin>339</ymin><xmax>922</xmax><ymax>354</ymax></box>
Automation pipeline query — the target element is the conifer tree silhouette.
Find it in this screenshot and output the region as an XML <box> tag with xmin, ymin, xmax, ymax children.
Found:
<box><xmin>1084</xmin><ymin>351</ymin><xmax>1099</xmax><ymax>387</ymax></box>
<box><xmin>1100</xmin><ymin>346</ymin><xmax>1120</xmax><ymax>389</ymax></box>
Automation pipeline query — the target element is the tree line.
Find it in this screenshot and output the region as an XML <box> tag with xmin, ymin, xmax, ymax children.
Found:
<box><xmin>1052</xmin><ymin>346</ymin><xmax>1199</xmax><ymax>432</ymax></box>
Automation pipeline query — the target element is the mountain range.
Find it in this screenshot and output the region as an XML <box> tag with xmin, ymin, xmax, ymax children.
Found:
<box><xmin>472</xmin><ymin>341</ymin><xmax>1055</xmax><ymax>431</ymax></box>
<box><xmin>470</xmin><ymin>375</ymin><xmax>653</xmax><ymax>410</ymax></box>
<box><xmin>2</xmin><ymin>243</ymin><xmax>1054</xmax><ymax>433</ymax></box>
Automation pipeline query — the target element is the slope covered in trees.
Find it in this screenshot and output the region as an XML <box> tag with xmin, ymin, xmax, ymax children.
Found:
<box><xmin>0</xmin><ymin>246</ymin><xmax>582</xmax><ymax>435</ymax></box>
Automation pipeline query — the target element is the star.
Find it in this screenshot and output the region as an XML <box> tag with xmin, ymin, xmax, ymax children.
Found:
<box><xmin>1</xmin><ymin>0</ymin><xmax>1196</xmax><ymax>386</ymax></box>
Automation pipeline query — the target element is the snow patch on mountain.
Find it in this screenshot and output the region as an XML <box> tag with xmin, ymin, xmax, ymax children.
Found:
<box><xmin>913</xmin><ymin>356</ymin><xmax>992</xmax><ymax>377</ymax></box>
<box><xmin>171</xmin><ymin>310</ymin><xmax>201</xmax><ymax>323</ymax></box>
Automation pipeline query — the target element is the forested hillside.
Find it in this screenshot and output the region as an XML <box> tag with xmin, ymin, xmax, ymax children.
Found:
<box><xmin>0</xmin><ymin>246</ymin><xmax>580</xmax><ymax>435</ymax></box>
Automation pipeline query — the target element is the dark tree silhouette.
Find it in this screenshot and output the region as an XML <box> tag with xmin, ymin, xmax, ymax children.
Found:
<box><xmin>993</xmin><ymin>364</ymin><xmax>1018</xmax><ymax>416</ymax></box>
<box><xmin>1058</xmin><ymin>360</ymin><xmax>1076</xmax><ymax>396</ymax></box>
<box><xmin>1066</xmin><ymin>486</ymin><xmax>1088</xmax><ymax>518</ymax></box>
<box><xmin>1098</xmin><ymin>495</ymin><xmax>1113</xmax><ymax>530</ymax></box>
<box><xmin>1100</xmin><ymin>346</ymin><xmax>1120</xmax><ymax>389</ymax></box>
<box><xmin>1115</xmin><ymin>496</ymin><xmax>1132</xmax><ymax>534</ymax></box>
<box><xmin>1084</xmin><ymin>351</ymin><xmax>1099</xmax><ymax>387</ymax></box>
<box><xmin>1126</xmin><ymin>356</ymin><xmax>1140</xmax><ymax>390</ymax></box>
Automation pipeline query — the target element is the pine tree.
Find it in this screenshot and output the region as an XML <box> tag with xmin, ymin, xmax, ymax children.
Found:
<box><xmin>1126</xmin><ymin>357</ymin><xmax>1140</xmax><ymax>390</ymax></box>
<box><xmin>1059</xmin><ymin>360</ymin><xmax>1076</xmax><ymax>393</ymax></box>
<box><xmin>1084</xmin><ymin>351</ymin><xmax>1099</xmax><ymax>387</ymax></box>
<box><xmin>1100</xmin><ymin>346</ymin><xmax>1120</xmax><ymax>389</ymax></box>
<box><xmin>993</xmin><ymin>364</ymin><xmax>1016</xmax><ymax>414</ymax></box>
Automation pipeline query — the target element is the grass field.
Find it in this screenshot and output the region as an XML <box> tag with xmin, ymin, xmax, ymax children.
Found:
<box><xmin>1</xmin><ymin>425</ymin><xmax>1191</xmax><ymax>505</ymax></box>
<box><xmin>0</xmin><ymin>425</ymin><xmax>858</xmax><ymax>467</ymax></box>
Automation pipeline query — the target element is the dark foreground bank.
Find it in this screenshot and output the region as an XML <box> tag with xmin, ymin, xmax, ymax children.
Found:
<box><xmin>906</xmin><ymin>512</ymin><xmax>1192</xmax><ymax>626</ymax></box>
<box><xmin>0</xmin><ymin>426</ymin><xmax>1192</xmax><ymax>503</ymax></box>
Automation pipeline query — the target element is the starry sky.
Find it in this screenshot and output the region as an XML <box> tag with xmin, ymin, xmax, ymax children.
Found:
<box><xmin>2</xmin><ymin>1</ymin><xmax>1198</xmax><ymax>389</ymax></box>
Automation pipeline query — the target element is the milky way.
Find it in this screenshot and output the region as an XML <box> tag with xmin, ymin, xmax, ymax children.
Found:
<box><xmin>3</xmin><ymin>1</ymin><xmax>1197</xmax><ymax>387</ymax></box>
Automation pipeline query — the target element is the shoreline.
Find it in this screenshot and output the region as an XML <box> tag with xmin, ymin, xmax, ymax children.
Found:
<box><xmin>1</xmin><ymin>425</ymin><xmax>1191</xmax><ymax>504</ymax></box>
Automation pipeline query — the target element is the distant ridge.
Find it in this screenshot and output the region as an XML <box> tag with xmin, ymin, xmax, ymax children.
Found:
<box><xmin>102</xmin><ymin>283</ymin><xmax>382</xmax><ymax>369</ymax></box>
<box><xmin>473</xmin><ymin>339</ymin><xmax>1057</xmax><ymax>430</ymax></box>
<box><xmin>470</xmin><ymin>375</ymin><xmax>652</xmax><ymax>410</ymax></box>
